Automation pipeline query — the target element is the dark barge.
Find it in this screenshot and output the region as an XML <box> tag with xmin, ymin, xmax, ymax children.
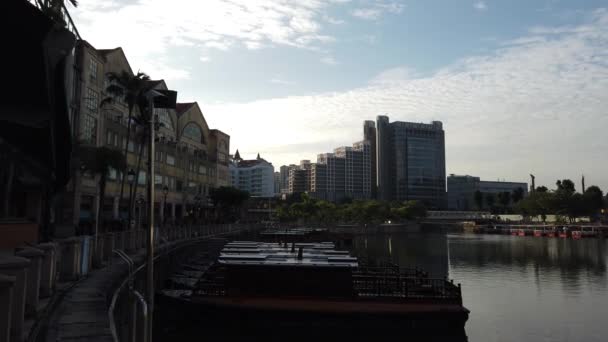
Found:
<box><xmin>157</xmin><ymin>241</ymin><xmax>469</xmax><ymax>341</ymax></box>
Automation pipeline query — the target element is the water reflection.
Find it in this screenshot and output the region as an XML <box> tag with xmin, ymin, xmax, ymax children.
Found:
<box><xmin>352</xmin><ymin>232</ymin><xmax>608</xmax><ymax>342</ymax></box>
<box><xmin>448</xmin><ymin>234</ymin><xmax>607</xmax><ymax>293</ymax></box>
<box><xmin>351</xmin><ymin>232</ymin><xmax>449</xmax><ymax>278</ymax></box>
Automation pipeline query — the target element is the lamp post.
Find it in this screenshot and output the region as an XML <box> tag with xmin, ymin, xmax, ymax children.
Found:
<box><xmin>126</xmin><ymin>168</ymin><xmax>136</xmax><ymax>229</ymax></box>
<box><xmin>144</xmin><ymin>87</ymin><xmax>177</xmax><ymax>342</ymax></box>
<box><xmin>162</xmin><ymin>185</ymin><xmax>168</xmax><ymax>227</ymax></box>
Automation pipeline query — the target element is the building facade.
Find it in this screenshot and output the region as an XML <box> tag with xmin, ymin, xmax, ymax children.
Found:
<box><xmin>229</xmin><ymin>153</ymin><xmax>275</xmax><ymax>197</ymax></box>
<box><xmin>62</xmin><ymin>40</ymin><xmax>230</xmax><ymax>230</ymax></box>
<box><xmin>376</xmin><ymin>116</ymin><xmax>446</xmax><ymax>209</ymax></box>
<box><xmin>447</xmin><ymin>174</ymin><xmax>528</xmax><ymax>210</ymax></box>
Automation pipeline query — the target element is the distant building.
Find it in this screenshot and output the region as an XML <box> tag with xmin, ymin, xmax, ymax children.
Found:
<box><xmin>279</xmin><ymin>164</ymin><xmax>296</xmax><ymax>194</ymax></box>
<box><xmin>288</xmin><ymin>167</ymin><xmax>309</xmax><ymax>194</ymax></box>
<box><xmin>309</xmin><ymin>140</ymin><xmax>371</xmax><ymax>202</ymax></box>
<box><xmin>273</xmin><ymin>172</ymin><xmax>281</xmax><ymax>195</ymax></box>
<box><xmin>229</xmin><ymin>151</ymin><xmax>275</xmax><ymax>197</ymax></box>
<box><xmin>376</xmin><ymin>116</ymin><xmax>446</xmax><ymax>209</ymax></box>
<box><xmin>283</xmin><ymin>123</ymin><xmax>372</xmax><ymax>202</ymax></box>
<box><xmin>447</xmin><ymin>174</ymin><xmax>528</xmax><ymax>210</ymax></box>
<box><xmin>363</xmin><ymin>120</ymin><xmax>377</xmax><ymax>198</ymax></box>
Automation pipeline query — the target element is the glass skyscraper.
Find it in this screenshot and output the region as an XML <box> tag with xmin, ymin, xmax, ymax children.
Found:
<box><xmin>376</xmin><ymin>116</ymin><xmax>446</xmax><ymax>209</ymax></box>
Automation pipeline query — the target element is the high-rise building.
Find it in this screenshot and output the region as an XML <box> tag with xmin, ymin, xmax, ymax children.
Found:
<box><xmin>274</xmin><ymin>172</ymin><xmax>281</xmax><ymax>195</ymax></box>
<box><xmin>363</xmin><ymin>120</ymin><xmax>377</xmax><ymax>198</ymax></box>
<box><xmin>229</xmin><ymin>152</ymin><xmax>275</xmax><ymax>197</ymax></box>
<box><xmin>376</xmin><ymin>116</ymin><xmax>446</xmax><ymax>209</ymax></box>
<box><xmin>308</xmin><ymin>140</ymin><xmax>371</xmax><ymax>202</ymax></box>
<box><xmin>447</xmin><ymin>174</ymin><xmax>528</xmax><ymax>210</ymax></box>
<box><xmin>279</xmin><ymin>164</ymin><xmax>296</xmax><ymax>194</ymax></box>
<box><xmin>288</xmin><ymin>167</ymin><xmax>309</xmax><ymax>194</ymax></box>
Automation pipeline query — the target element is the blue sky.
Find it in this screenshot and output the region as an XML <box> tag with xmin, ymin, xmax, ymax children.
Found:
<box><xmin>72</xmin><ymin>1</ymin><xmax>608</xmax><ymax>191</ymax></box>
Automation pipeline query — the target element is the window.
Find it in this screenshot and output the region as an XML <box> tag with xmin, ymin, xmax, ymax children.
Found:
<box><xmin>156</xmin><ymin>108</ymin><xmax>174</xmax><ymax>130</ymax></box>
<box><xmin>86</xmin><ymin>88</ymin><xmax>98</xmax><ymax>112</ymax></box>
<box><xmin>106</xmin><ymin>131</ymin><xmax>112</xmax><ymax>145</ymax></box>
<box><xmin>109</xmin><ymin>168</ymin><xmax>117</xmax><ymax>180</ymax></box>
<box><xmin>81</xmin><ymin>114</ymin><xmax>97</xmax><ymax>143</ymax></box>
<box><xmin>168</xmin><ymin>177</ymin><xmax>175</xmax><ymax>190</ymax></box>
<box><xmin>182</xmin><ymin>123</ymin><xmax>203</xmax><ymax>143</ymax></box>
<box><xmin>89</xmin><ymin>59</ymin><xmax>98</xmax><ymax>80</ymax></box>
<box><xmin>166</xmin><ymin>154</ymin><xmax>175</xmax><ymax>166</ymax></box>
<box><xmin>155</xmin><ymin>174</ymin><xmax>162</xmax><ymax>185</ymax></box>
<box><xmin>113</xmin><ymin>133</ymin><xmax>118</xmax><ymax>147</ymax></box>
<box><xmin>122</xmin><ymin>136</ymin><xmax>126</xmax><ymax>149</ymax></box>
<box><xmin>199</xmin><ymin>165</ymin><xmax>206</xmax><ymax>175</ymax></box>
<box><xmin>128</xmin><ymin>140</ymin><xmax>135</xmax><ymax>153</ymax></box>
<box><xmin>176</xmin><ymin>180</ymin><xmax>183</xmax><ymax>191</ymax></box>
<box><xmin>138</xmin><ymin>171</ymin><xmax>146</xmax><ymax>185</ymax></box>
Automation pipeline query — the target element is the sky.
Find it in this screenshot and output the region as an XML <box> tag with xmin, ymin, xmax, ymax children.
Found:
<box><xmin>71</xmin><ymin>0</ymin><xmax>608</xmax><ymax>191</ymax></box>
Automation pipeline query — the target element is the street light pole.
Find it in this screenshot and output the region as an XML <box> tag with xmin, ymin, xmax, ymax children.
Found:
<box><xmin>146</xmin><ymin>95</ymin><xmax>156</xmax><ymax>342</ymax></box>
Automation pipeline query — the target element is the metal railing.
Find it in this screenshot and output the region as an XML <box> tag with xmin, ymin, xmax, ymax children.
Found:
<box><xmin>353</xmin><ymin>272</ymin><xmax>462</xmax><ymax>303</ymax></box>
<box><xmin>108</xmin><ymin>223</ymin><xmax>260</xmax><ymax>342</ymax></box>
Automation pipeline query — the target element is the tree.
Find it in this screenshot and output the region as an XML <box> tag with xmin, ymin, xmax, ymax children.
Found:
<box><xmin>474</xmin><ymin>190</ymin><xmax>484</xmax><ymax>210</ymax></box>
<box><xmin>209</xmin><ymin>186</ymin><xmax>250</xmax><ymax>222</ymax></box>
<box><xmin>41</xmin><ymin>0</ymin><xmax>78</xmax><ymax>26</ymax></box>
<box><xmin>535</xmin><ymin>186</ymin><xmax>548</xmax><ymax>192</ymax></box>
<box><xmin>583</xmin><ymin>185</ymin><xmax>604</xmax><ymax>218</ymax></box>
<box><xmin>102</xmin><ymin>71</ymin><xmax>151</xmax><ymax>224</ymax></box>
<box><xmin>511</xmin><ymin>187</ymin><xmax>525</xmax><ymax>204</ymax></box>
<box><xmin>497</xmin><ymin>191</ymin><xmax>511</xmax><ymax>213</ymax></box>
<box><xmin>556</xmin><ymin>179</ymin><xmax>576</xmax><ymax>195</ymax></box>
<box><xmin>79</xmin><ymin>146</ymin><xmax>126</xmax><ymax>233</ymax></box>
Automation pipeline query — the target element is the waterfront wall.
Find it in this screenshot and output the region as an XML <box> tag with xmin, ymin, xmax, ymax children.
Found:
<box><xmin>0</xmin><ymin>224</ymin><xmax>259</xmax><ymax>342</ymax></box>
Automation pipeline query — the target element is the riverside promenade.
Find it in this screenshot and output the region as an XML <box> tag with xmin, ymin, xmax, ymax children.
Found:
<box><xmin>0</xmin><ymin>224</ymin><xmax>256</xmax><ymax>342</ymax></box>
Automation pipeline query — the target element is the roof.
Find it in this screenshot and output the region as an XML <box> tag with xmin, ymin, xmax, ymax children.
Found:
<box><xmin>176</xmin><ymin>102</ymin><xmax>196</xmax><ymax>116</ymax></box>
<box><xmin>235</xmin><ymin>159</ymin><xmax>269</xmax><ymax>168</ymax></box>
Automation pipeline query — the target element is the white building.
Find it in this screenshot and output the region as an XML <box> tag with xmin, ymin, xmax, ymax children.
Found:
<box><xmin>229</xmin><ymin>150</ymin><xmax>275</xmax><ymax>197</ymax></box>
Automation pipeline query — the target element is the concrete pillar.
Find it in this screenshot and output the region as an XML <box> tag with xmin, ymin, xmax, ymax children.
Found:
<box><xmin>171</xmin><ymin>202</ymin><xmax>176</xmax><ymax>222</ymax></box>
<box><xmin>160</xmin><ymin>200</ymin><xmax>165</xmax><ymax>225</ymax></box>
<box><xmin>125</xmin><ymin>231</ymin><xmax>136</xmax><ymax>253</ymax></box>
<box><xmin>114</xmin><ymin>231</ymin><xmax>125</xmax><ymax>251</ymax></box>
<box><xmin>93</xmin><ymin>235</ymin><xmax>104</xmax><ymax>268</ymax></box>
<box><xmin>15</xmin><ymin>248</ymin><xmax>44</xmax><ymax>316</ymax></box>
<box><xmin>104</xmin><ymin>233</ymin><xmax>115</xmax><ymax>262</ymax></box>
<box><xmin>0</xmin><ymin>256</ymin><xmax>30</xmax><ymax>342</ymax></box>
<box><xmin>0</xmin><ymin>274</ymin><xmax>15</xmax><ymax>342</ymax></box>
<box><xmin>35</xmin><ymin>243</ymin><xmax>57</xmax><ymax>298</ymax></box>
<box><xmin>58</xmin><ymin>238</ymin><xmax>82</xmax><ymax>281</ymax></box>
<box><xmin>139</xmin><ymin>230</ymin><xmax>146</xmax><ymax>249</ymax></box>
<box><xmin>112</xmin><ymin>196</ymin><xmax>119</xmax><ymax>220</ymax></box>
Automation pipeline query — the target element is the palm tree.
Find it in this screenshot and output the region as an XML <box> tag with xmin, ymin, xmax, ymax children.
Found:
<box><xmin>40</xmin><ymin>0</ymin><xmax>78</xmax><ymax>26</ymax></box>
<box><xmin>102</xmin><ymin>70</ymin><xmax>151</xmax><ymax>223</ymax></box>
<box><xmin>79</xmin><ymin>146</ymin><xmax>126</xmax><ymax>238</ymax></box>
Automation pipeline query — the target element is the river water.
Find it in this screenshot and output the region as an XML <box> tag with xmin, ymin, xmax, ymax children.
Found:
<box><xmin>350</xmin><ymin>233</ymin><xmax>608</xmax><ymax>342</ymax></box>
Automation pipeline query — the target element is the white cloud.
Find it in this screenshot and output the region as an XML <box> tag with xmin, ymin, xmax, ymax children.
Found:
<box><xmin>352</xmin><ymin>1</ymin><xmax>405</xmax><ymax>20</ymax></box>
<box><xmin>474</xmin><ymin>1</ymin><xmax>487</xmax><ymax>11</ymax></box>
<box><xmin>205</xmin><ymin>9</ymin><xmax>608</xmax><ymax>189</ymax></box>
<box><xmin>269</xmin><ymin>77</ymin><xmax>294</xmax><ymax>85</ymax></box>
<box><xmin>320</xmin><ymin>56</ymin><xmax>338</xmax><ymax>65</ymax></box>
<box><xmin>199</xmin><ymin>56</ymin><xmax>211</xmax><ymax>63</ymax></box>
<box><xmin>71</xmin><ymin>0</ymin><xmax>349</xmax><ymax>77</ymax></box>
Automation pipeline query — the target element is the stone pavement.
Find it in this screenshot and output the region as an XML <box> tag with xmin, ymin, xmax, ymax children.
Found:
<box><xmin>44</xmin><ymin>251</ymin><xmax>144</xmax><ymax>342</ymax></box>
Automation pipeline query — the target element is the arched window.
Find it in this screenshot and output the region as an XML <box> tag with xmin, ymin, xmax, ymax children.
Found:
<box><xmin>183</xmin><ymin>123</ymin><xmax>204</xmax><ymax>143</ymax></box>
